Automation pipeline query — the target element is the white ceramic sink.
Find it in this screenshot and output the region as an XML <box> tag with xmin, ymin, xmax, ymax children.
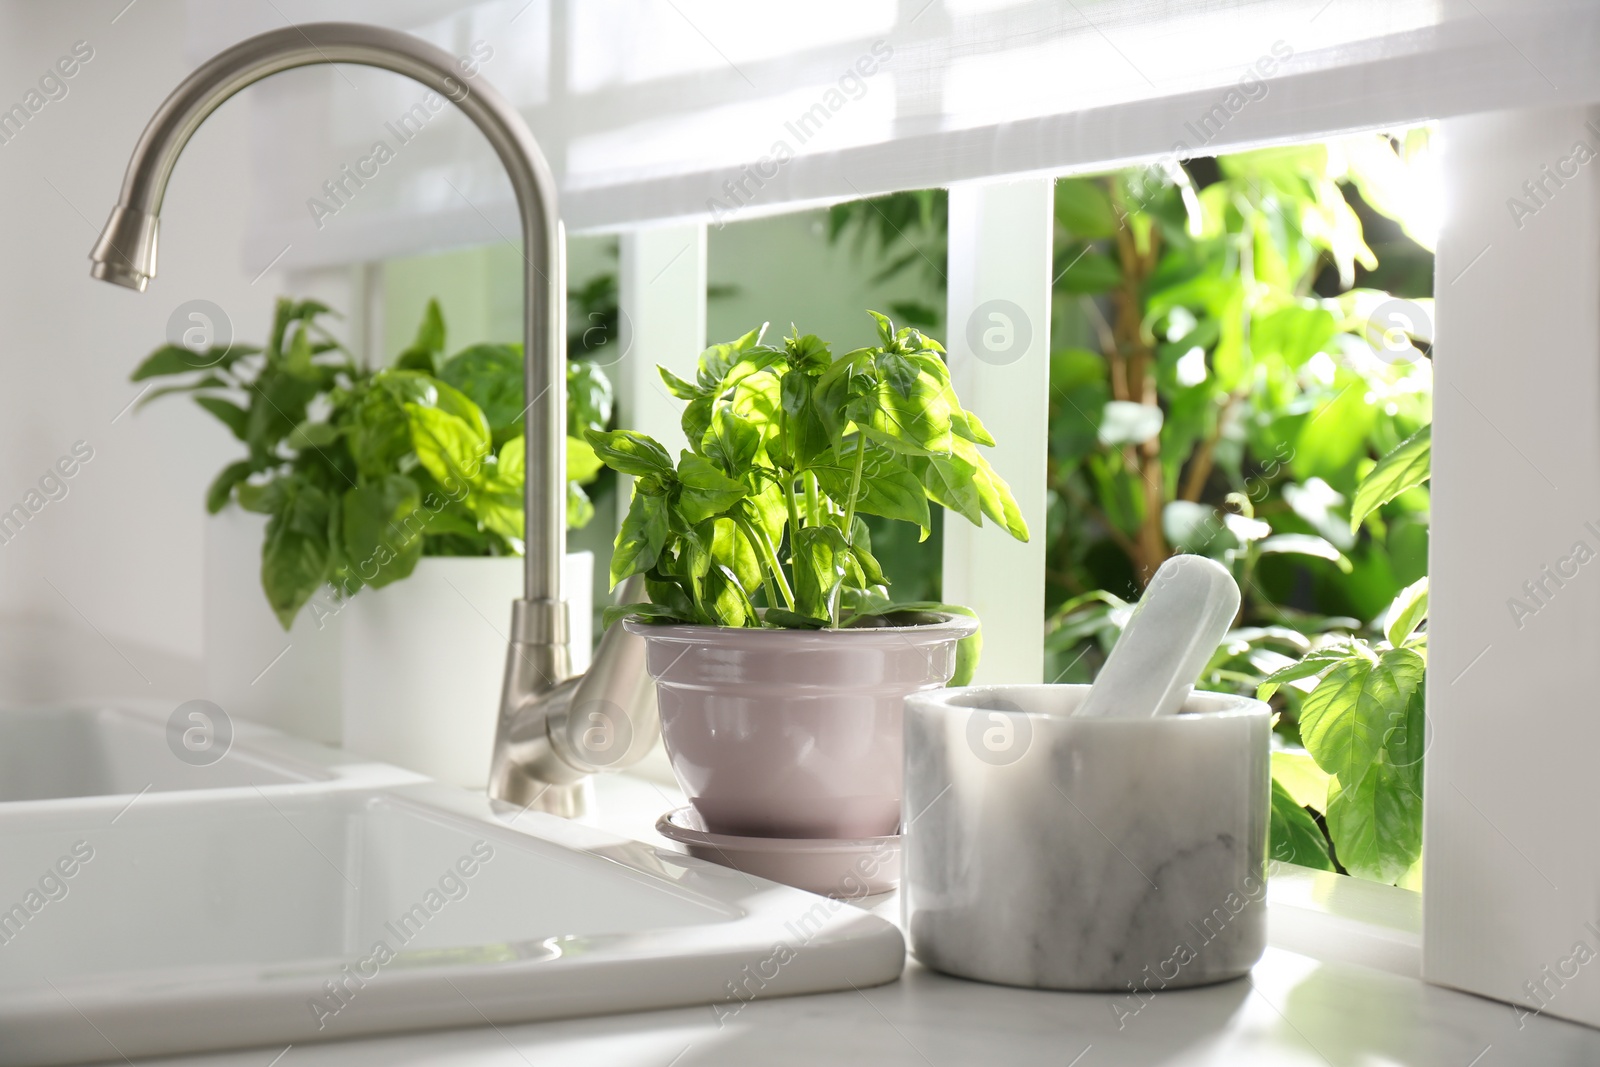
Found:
<box><xmin>0</xmin><ymin>704</ymin><xmax>414</xmax><ymax>804</ymax></box>
<box><xmin>0</xmin><ymin>709</ymin><xmax>905</xmax><ymax>1065</ymax></box>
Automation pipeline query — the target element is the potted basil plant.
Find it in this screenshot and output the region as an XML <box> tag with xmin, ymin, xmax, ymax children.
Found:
<box><xmin>132</xmin><ymin>297</ymin><xmax>611</xmax><ymax>786</ymax></box>
<box><xmin>586</xmin><ymin>312</ymin><xmax>1028</xmax><ymax>839</ymax></box>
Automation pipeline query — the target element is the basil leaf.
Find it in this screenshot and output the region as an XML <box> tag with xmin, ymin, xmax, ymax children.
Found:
<box><xmin>438</xmin><ymin>343</ymin><xmax>524</xmax><ymax>434</ymax></box>
<box><xmin>696</xmin><ymin>325</ymin><xmax>768</xmax><ymax>391</ymax></box>
<box><xmin>1325</xmin><ymin>760</ymin><xmax>1422</xmax><ymax>884</ymax></box>
<box><xmin>346</xmin><ymin>380</ymin><xmax>413</xmax><ymax>480</ymax></box>
<box><xmin>196</xmin><ymin>396</ymin><xmax>250</xmax><ymax>441</ymax></box>
<box><xmin>659</xmin><ymin>366</ymin><xmax>703</xmax><ymax>400</ymax></box>
<box><xmin>236</xmin><ymin>477</ymin><xmax>288</xmax><ymax>516</ymax></box>
<box><xmin>394</xmin><ymin>298</ymin><xmax>445</xmax><ymax>372</ymax></box>
<box><xmin>953</xmin><ymin>436</ymin><xmax>1028</xmax><ymax>540</ymax></box>
<box><xmin>700</xmin><ymin>563</ymin><xmax>758</xmax><ymax>628</ymax></box>
<box><xmin>677</xmin><ymin>453</ymin><xmax>749</xmax><ymax>524</ymax></box>
<box><xmin>1269</xmin><ymin>778</ymin><xmax>1334</xmax><ymax>871</ymax></box>
<box><xmin>678</xmin><ymin>520</ymin><xmax>715</xmax><ymax>583</ymax></box>
<box><xmin>764</xmin><ymin>607</ymin><xmax>830</xmax><ymax>629</ymax></box>
<box><xmin>1383</xmin><ymin>577</ymin><xmax>1429</xmax><ymax>647</ymax></box>
<box><xmin>681</xmin><ymin>396</ymin><xmax>714</xmax><ymax>449</ymax></box>
<box><xmin>916</xmin><ymin>436</ymin><xmax>1029</xmax><ymax>541</ymax></box>
<box><xmin>703</xmin><ymin>406</ymin><xmax>763</xmax><ymax>474</ymax></box>
<box><xmin>738</xmin><ymin>484</ymin><xmax>789</xmax><ymax>547</ymax></box>
<box><xmin>1382</xmin><ymin>685</ymin><xmax>1427</xmax><ymax>787</ymax></box>
<box><xmin>429</xmin><ymin>378</ymin><xmax>492</xmax><ymax>441</ymax></box>
<box><xmin>1299</xmin><ymin>646</ymin><xmax>1424</xmax><ymax>786</ymax></box>
<box><xmin>856</xmin><ymin>372</ymin><xmax>953</xmax><ymax>456</ymax></box>
<box><xmin>791</xmin><ymin>525</ymin><xmax>850</xmax><ymax>621</ymax></box>
<box><xmin>713</xmin><ymin>516</ymin><xmax>764</xmax><ymax>592</ymax></box>
<box><xmin>815</xmin><ymin>439</ymin><xmax>930</xmax><ymax>535</ymax></box>
<box><xmin>874</xmin><ymin>349</ymin><xmax>920</xmax><ymax>399</ymax></box>
<box><xmin>131</xmin><ymin>344</ymin><xmax>216</xmax><ymax>381</ymax></box>
<box><xmin>282</xmin><ymin>325</ymin><xmax>319</xmax><ymax>380</ymax></box>
<box><xmin>379</xmin><ymin>370</ymin><xmax>490</xmax><ymax>440</ymax></box>
<box><xmin>261</xmin><ymin>479</ymin><xmax>334</xmax><ymax>629</ymax></box>
<box><xmin>206</xmin><ymin>460</ymin><xmax>254</xmax><ymax>515</ymax></box>
<box><xmin>1256</xmin><ymin>645</ymin><xmax>1354</xmax><ymax>702</ymax></box>
<box><xmin>950</xmin><ymin>406</ymin><xmax>996</xmax><ymax>447</ymax></box>
<box><xmin>847</xmin><ymin>516</ymin><xmax>888</xmax><ymax>587</ymax></box>
<box><xmin>644</xmin><ymin>576</ymin><xmax>699</xmax><ymax>624</ymax></box>
<box><xmin>915</xmin><ymin>451</ymin><xmax>983</xmax><ymax>527</ymax></box>
<box><xmin>340</xmin><ymin>475</ymin><xmax>423</xmax><ymax>590</ymax></box>
<box><xmin>1350</xmin><ymin>424</ymin><xmax>1430</xmax><ymax>531</ymax></box>
<box><xmin>245</xmin><ymin>363</ymin><xmax>320</xmax><ymax>454</ymax></box>
<box><xmin>407</xmin><ymin>404</ymin><xmax>491</xmax><ymax>493</ymax></box>
<box><xmin>136</xmin><ymin>376</ymin><xmax>231</xmax><ymax>408</ymax></box>
<box><xmin>784</xmin><ymin>333</ymin><xmax>832</xmax><ymax>374</ymax></box>
<box><xmin>603</xmin><ymin>601</ymin><xmax>691</xmax><ymax>629</ymax></box>
<box><xmin>779</xmin><ymin>370</ymin><xmax>830</xmax><ymax>467</ymax></box>
<box><xmin>813</xmin><ymin>347</ymin><xmax>875</xmax><ymax>445</ymax></box>
<box><xmin>611</xmin><ymin>490</ymin><xmax>671</xmax><ymax>587</ymax></box>
<box><xmin>867</xmin><ymin>310</ymin><xmax>896</xmax><ymax>347</ymax></box>
<box><xmin>469</xmin><ymin>483</ymin><xmax>524</xmax><ymax>546</ymax></box>
<box><xmin>585</xmin><ymin>428</ymin><xmax>674</xmax><ymax>477</ymax></box>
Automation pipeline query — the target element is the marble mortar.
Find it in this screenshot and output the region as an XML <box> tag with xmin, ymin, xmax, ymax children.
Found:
<box><xmin>903</xmin><ymin>683</ymin><xmax>1270</xmax><ymax>991</ymax></box>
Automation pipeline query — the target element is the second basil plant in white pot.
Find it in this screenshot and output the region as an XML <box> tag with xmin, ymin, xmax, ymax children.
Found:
<box><xmin>588</xmin><ymin>312</ymin><xmax>1028</xmax><ymax>839</ymax></box>
<box><xmin>133</xmin><ymin>298</ymin><xmax>611</xmax><ymax>787</ymax></box>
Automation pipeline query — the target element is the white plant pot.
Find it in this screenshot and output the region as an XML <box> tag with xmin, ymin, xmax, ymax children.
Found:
<box><xmin>205</xmin><ymin>509</ymin><xmax>594</xmax><ymax>786</ymax></box>
<box><xmin>339</xmin><ymin>552</ymin><xmax>593</xmax><ymax>789</ymax></box>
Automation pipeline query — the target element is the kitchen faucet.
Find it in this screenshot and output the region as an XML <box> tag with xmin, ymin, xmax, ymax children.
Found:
<box><xmin>88</xmin><ymin>22</ymin><xmax>656</xmax><ymax>817</ymax></box>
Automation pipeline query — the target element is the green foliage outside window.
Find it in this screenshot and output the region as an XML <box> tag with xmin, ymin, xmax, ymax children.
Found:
<box><xmin>828</xmin><ymin>132</ymin><xmax>1436</xmax><ymax>884</ymax></box>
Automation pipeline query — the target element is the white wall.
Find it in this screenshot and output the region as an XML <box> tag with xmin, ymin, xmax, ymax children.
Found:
<box><xmin>0</xmin><ymin>0</ymin><xmax>281</xmax><ymax>702</ymax></box>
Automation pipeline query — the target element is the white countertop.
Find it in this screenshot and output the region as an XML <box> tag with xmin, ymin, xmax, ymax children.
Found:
<box><xmin>114</xmin><ymin>772</ymin><xmax>1600</xmax><ymax>1067</ymax></box>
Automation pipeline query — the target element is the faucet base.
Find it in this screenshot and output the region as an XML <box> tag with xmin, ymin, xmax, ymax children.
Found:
<box><xmin>496</xmin><ymin>773</ymin><xmax>592</xmax><ymax>819</ymax></box>
<box><xmin>488</xmin><ymin>580</ymin><xmax>661</xmax><ymax>817</ymax></box>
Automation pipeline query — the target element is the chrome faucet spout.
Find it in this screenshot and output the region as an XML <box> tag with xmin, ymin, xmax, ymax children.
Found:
<box><xmin>91</xmin><ymin>22</ymin><xmax>654</xmax><ymax>816</ymax></box>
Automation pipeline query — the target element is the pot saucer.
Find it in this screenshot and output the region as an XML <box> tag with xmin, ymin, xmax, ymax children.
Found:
<box><xmin>655</xmin><ymin>807</ymin><xmax>901</xmax><ymax>897</ymax></box>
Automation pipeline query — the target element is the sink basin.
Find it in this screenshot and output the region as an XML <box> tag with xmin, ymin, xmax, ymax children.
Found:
<box><xmin>0</xmin><ymin>715</ymin><xmax>905</xmax><ymax>1064</ymax></box>
<box><xmin>0</xmin><ymin>704</ymin><xmax>417</xmax><ymax>805</ymax></box>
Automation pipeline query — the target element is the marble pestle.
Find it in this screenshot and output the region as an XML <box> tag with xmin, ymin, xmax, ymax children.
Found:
<box><xmin>1075</xmin><ymin>554</ymin><xmax>1240</xmax><ymax>719</ymax></box>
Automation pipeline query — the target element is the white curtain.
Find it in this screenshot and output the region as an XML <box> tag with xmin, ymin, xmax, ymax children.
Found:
<box><xmin>180</xmin><ymin>0</ymin><xmax>1597</xmax><ymax>272</ymax></box>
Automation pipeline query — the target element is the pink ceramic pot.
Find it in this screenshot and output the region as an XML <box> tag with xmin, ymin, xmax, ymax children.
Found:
<box><xmin>625</xmin><ymin>614</ymin><xmax>978</xmax><ymax>839</ymax></box>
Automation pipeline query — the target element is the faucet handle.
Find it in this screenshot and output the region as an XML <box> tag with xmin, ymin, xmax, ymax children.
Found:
<box><xmin>551</xmin><ymin>608</ymin><xmax>660</xmax><ymax>773</ymax></box>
